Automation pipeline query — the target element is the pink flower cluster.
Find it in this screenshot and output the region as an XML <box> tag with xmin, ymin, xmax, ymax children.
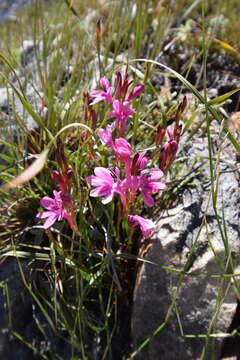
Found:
<box><xmin>86</xmin><ymin>125</ymin><xmax>165</xmax><ymax>237</ymax></box>
<box><xmin>85</xmin><ymin>71</ymin><xmax>184</xmax><ymax>238</ymax></box>
<box><xmin>89</xmin><ymin>72</ymin><xmax>144</xmax><ymax>136</ymax></box>
<box><xmin>36</xmin><ymin>71</ymin><xmax>183</xmax><ymax>239</ymax></box>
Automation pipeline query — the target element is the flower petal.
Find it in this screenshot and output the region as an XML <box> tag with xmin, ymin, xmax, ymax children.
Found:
<box><xmin>36</xmin><ymin>211</ymin><xmax>55</xmax><ymax>219</ymax></box>
<box><xmin>141</xmin><ymin>191</ymin><xmax>155</xmax><ymax>207</ymax></box>
<box><xmin>128</xmin><ymin>215</ymin><xmax>155</xmax><ymax>238</ymax></box>
<box><xmin>40</xmin><ymin>197</ymin><xmax>55</xmax><ymax>210</ymax></box>
<box><xmin>43</xmin><ymin>214</ymin><xmax>59</xmax><ymax>229</ymax></box>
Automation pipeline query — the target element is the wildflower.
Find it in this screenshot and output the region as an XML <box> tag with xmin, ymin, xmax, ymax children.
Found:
<box><xmin>36</xmin><ymin>190</ymin><xmax>74</xmax><ymax>229</ymax></box>
<box><xmin>114</xmin><ymin>138</ymin><xmax>132</xmax><ymax>176</ymax></box>
<box><xmin>124</xmin><ymin>168</ymin><xmax>165</xmax><ymax>207</ymax></box>
<box><xmin>86</xmin><ymin>167</ymin><xmax>126</xmax><ymax>207</ymax></box>
<box><xmin>51</xmin><ymin>169</ymin><xmax>75</xmax><ymax>210</ymax></box>
<box><xmin>128</xmin><ymin>215</ymin><xmax>155</xmax><ymax>238</ymax></box>
<box><xmin>125</xmin><ymin>84</ymin><xmax>144</xmax><ymax>102</ymax></box>
<box><xmin>114</xmin><ymin>71</ymin><xmax>144</xmax><ymax>102</ymax></box>
<box><xmin>98</xmin><ymin>125</ymin><xmax>114</xmax><ymax>148</ymax></box>
<box><xmin>139</xmin><ymin>169</ymin><xmax>165</xmax><ymax>207</ymax></box>
<box><xmin>114</xmin><ymin>71</ymin><xmax>133</xmax><ymax>101</ymax></box>
<box><xmin>89</xmin><ymin>76</ymin><xmax>113</xmax><ymax>105</ymax></box>
<box><xmin>109</xmin><ymin>100</ymin><xmax>135</xmax><ymax>135</ymax></box>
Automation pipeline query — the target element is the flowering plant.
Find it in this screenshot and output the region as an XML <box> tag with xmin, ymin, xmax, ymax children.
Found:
<box><xmin>36</xmin><ymin>70</ymin><xmax>184</xmax><ymax>240</ymax></box>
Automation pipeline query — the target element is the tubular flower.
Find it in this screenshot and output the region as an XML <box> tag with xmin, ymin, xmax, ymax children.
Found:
<box><xmin>109</xmin><ymin>100</ymin><xmax>135</xmax><ymax>135</ymax></box>
<box><xmin>139</xmin><ymin>169</ymin><xmax>165</xmax><ymax>207</ymax></box>
<box><xmin>114</xmin><ymin>71</ymin><xmax>144</xmax><ymax>102</ymax></box>
<box><xmin>124</xmin><ymin>168</ymin><xmax>165</xmax><ymax>207</ymax></box>
<box><xmin>89</xmin><ymin>76</ymin><xmax>113</xmax><ymax>105</ymax></box>
<box><xmin>98</xmin><ymin>128</ymin><xmax>132</xmax><ymax>172</ymax></box>
<box><xmin>98</xmin><ymin>125</ymin><xmax>114</xmax><ymax>149</ymax></box>
<box><xmin>125</xmin><ymin>84</ymin><xmax>144</xmax><ymax>101</ymax></box>
<box><xmin>128</xmin><ymin>215</ymin><xmax>155</xmax><ymax>238</ymax></box>
<box><xmin>114</xmin><ymin>138</ymin><xmax>132</xmax><ymax>176</ymax></box>
<box><xmin>86</xmin><ymin>167</ymin><xmax>126</xmax><ymax>207</ymax></box>
<box><xmin>36</xmin><ymin>190</ymin><xmax>74</xmax><ymax>229</ymax></box>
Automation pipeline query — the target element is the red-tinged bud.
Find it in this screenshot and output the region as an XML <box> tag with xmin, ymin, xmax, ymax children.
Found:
<box><xmin>90</xmin><ymin>108</ymin><xmax>97</xmax><ymax>130</ymax></box>
<box><xmin>83</xmin><ymin>92</ymin><xmax>97</xmax><ymax>129</ymax></box>
<box><xmin>155</xmin><ymin>125</ymin><xmax>166</xmax><ymax>146</ymax></box>
<box><xmin>56</xmin><ymin>139</ymin><xmax>68</xmax><ymax>175</ymax></box>
<box><xmin>126</xmin><ymin>84</ymin><xmax>144</xmax><ymax>101</ymax></box>
<box><xmin>160</xmin><ymin>140</ymin><xmax>178</xmax><ymax>172</ymax></box>
<box><xmin>115</xmin><ymin>71</ymin><xmax>122</xmax><ymax>99</ymax></box>
<box><xmin>52</xmin><ymin>170</ymin><xmax>65</xmax><ymax>193</ymax></box>
<box><xmin>180</xmin><ymin>95</ymin><xmax>187</xmax><ymax>114</ymax></box>
<box><xmin>115</xmin><ymin>69</ymin><xmax>133</xmax><ymax>101</ymax></box>
<box><xmin>175</xmin><ymin>96</ymin><xmax>187</xmax><ymax>123</ymax></box>
<box><xmin>173</xmin><ymin>123</ymin><xmax>182</xmax><ymax>143</ymax></box>
<box><xmin>96</xmin><ymin>19</ymin><xmax>101</xmax><ymax>52</ymax></box>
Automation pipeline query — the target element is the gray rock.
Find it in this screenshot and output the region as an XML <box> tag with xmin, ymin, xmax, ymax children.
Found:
<box><xmin>132</xmin><ymin>131</ymin><xmax>240</xmax><ymax>359</ymax></box>
<box><xmin>0</xmin><ymin>84</ymin><xmax>40</xmax><ymax>132</ymax></box>
<box><xmin>0</xmin><ymin>230</ymin><xmax>74</xmax><ymax>360</ymax></box>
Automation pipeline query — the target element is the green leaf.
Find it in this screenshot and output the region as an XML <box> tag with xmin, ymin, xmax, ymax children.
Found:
<box><xmin>0</xmin><ymin>153</ymin><xmax>15</xmax><ymax>163</ymax></box>
<box><xmin>0</xmin><ymin>71</ymin><xmax>52</xmax><ymax>135</ymax></box>
<box><xmin>207</xmin><ymin>88</ymin><xmax>240</xmax><ymax>105</ymax></box>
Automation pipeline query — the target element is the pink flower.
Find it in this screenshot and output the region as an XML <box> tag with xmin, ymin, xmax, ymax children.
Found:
<box><xmin>115</xmin><ymin>71</ymin><xmax>133</xmax><ymax>101</ymax></box>
<box><xmin>36</xmin><ymin>190</ymin><xmax>74</xmax><ymax>229</ymax></box>
<box><xmin>114</xmin><ymin>71</ymin><xmax>144</xmax><ymax>102</ymax></box>
<box><xmin>123</xmin><ymin>168</ymin><xmax>165</xmax><ymax>207</ymax></box>
<box><xmin>139</xmin><ymin>169</ymin><xmax>165</xmax><ymax>207</ymax></box>
<box><xmin>97</xmin><ymin>129</ymin><xmax>132</xmax><ymax>177</ymax></box>
<box><xmin>89</xmin><ymin>76</ymin><xmax>113</xmax><ymax>105</ymax></box>
<box><xmin>98</xmin><ymin>125</ymin><xmax>114</xmax><ymax>148</ymax></box>
<box><xmin>125</xmin><ymin>84</ymin><xmax>144</xmax><ymax>101</ymax></box>
<box><xmin>109</xmin><ymin>100</ymin><xmax>135</xmax><ymax>135</ymax></box>
<box><xmin>86</xmin><ymin>167</ymin><xmax>126</xmax><ymax>207</ymax></box>
<box><xmin>128</xmin><ymin>215</ymin><xmax>155</xmax><ymax>238</ymax></box>
<box><xmin>114</xmin><ymin>138</ymin><xmax>132</xmax><ymax>176</ymax></box>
